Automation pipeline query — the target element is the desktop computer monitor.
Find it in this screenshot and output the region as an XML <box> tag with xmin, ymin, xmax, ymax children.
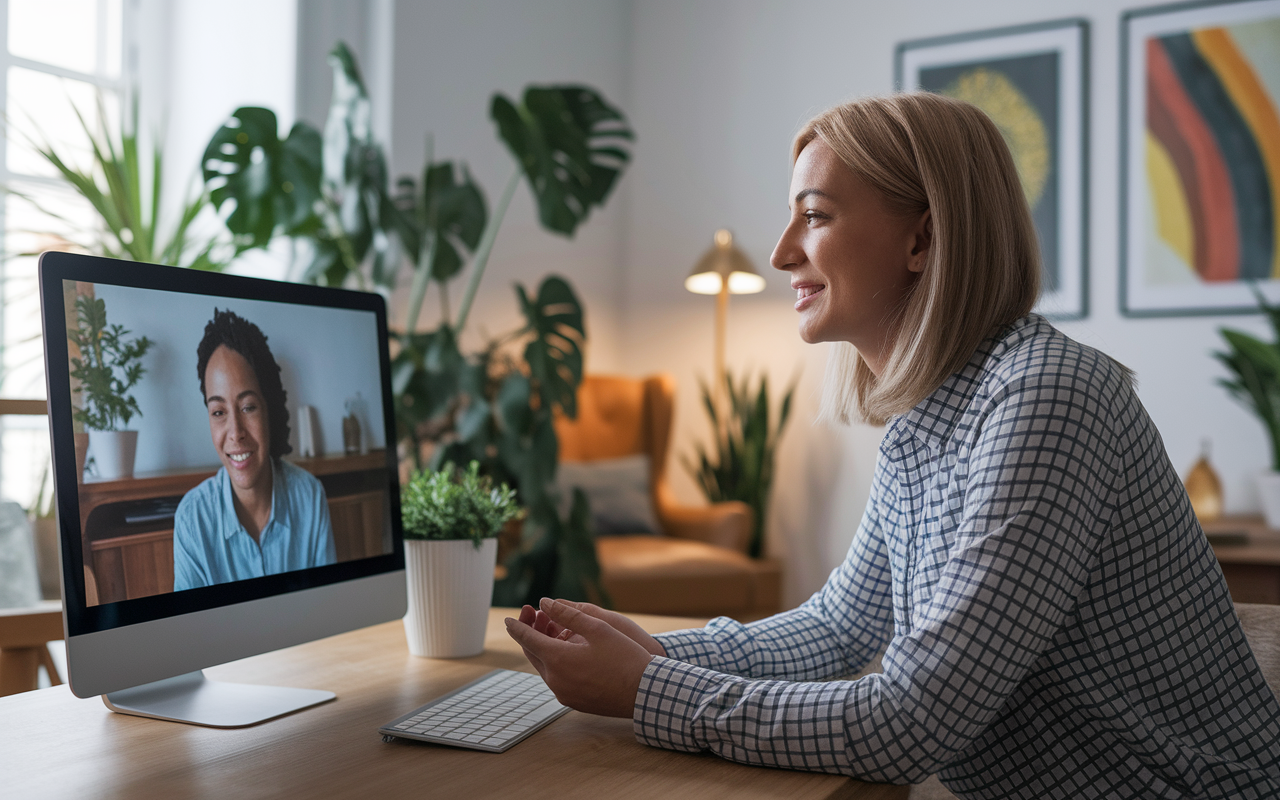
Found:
<box><xmin>40</xmin><ymin>251</ymin><xmax>407</xmax><ymax>726</ymax></box>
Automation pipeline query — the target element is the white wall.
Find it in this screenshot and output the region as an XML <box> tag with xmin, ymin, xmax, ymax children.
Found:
<box><xmin>382</xmin><ymin>0</ymin><xmax>631</xmax><ymax>372</ymax></box>
<box><xmin>136</xmin><ymin>0</ymin><xmax>298</xmax><ymax>279</ymax></box>
<box><xmin>90</xmin><ymin>284</ymin><xmax>385</xmax><ymax>473</ymax></box>
<box><xmin>621</xmin><ymin>0</ymin><xmax>1275</xmax><ymax>607</ymax></box>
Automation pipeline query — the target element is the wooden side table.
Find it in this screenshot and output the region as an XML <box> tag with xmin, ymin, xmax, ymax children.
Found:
<box><xmin>1200</xmin><ymin>516</ymin><xmax>1280</xmax><ymax>605</ymax></box>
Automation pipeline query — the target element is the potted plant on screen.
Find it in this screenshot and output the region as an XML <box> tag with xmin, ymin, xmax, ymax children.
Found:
<box><xmin>67</xmin><ymin>294</ymin><xmax>153</xmax><ymax>481</ymax></box>
<box><xmin>400</xmin><ymin>461</ymin><xmax>521</xmax><ymax>658</ymax></box>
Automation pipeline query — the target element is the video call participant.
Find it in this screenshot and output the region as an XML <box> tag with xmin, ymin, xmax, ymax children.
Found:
<box><xmin>505</xmin><ymin>93</ymin><xmax>1280</xmax><ymax>798</ymax></box>
<box><xmin>174</xmin><ymin>309</ymin><xmax>335</xmax><ymax>591</ymax></box>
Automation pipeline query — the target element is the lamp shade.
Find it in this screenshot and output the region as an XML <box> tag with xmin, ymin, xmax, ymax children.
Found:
<box><xmin>684</xmin><ymin>229</ymin><xmax>766</xmax><ymax>295</ymax></box>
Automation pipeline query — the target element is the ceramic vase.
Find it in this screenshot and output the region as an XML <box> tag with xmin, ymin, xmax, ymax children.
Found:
<box><xmin>403</xmin><ymin>538</ymin><xmax>497</xmax><ymax>658</ymax></box>
<box><xmin>73</xmin><ymin>432</ymin><xmax>89</xmax><ymax>484</ymax></box>
<box><xmin>90</xmin><ymin>430</ymin><xmax>138</xmax><ymax>481</ymax></box>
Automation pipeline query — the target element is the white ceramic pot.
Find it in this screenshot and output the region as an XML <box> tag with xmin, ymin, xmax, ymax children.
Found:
<box><xmin>1260</xmin><ymin>471</ymin><xmax>1280</xmax><ymax>530</ymax></box>
<box><xmin>403</xmin><ymin>538</ymin><xmax>497</xmax><ymax>658</ymax></box>
<box><xmin>90</xmin><ymin>430</ymin><xmax>138</xmax><ymax>481</ymax></box>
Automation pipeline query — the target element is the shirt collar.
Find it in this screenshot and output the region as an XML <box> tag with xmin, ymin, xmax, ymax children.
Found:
<box><xmin>886</xmin><ymin>314</ymin><xmax>1049</xmax><ymax>454</ymax></box>
<box><xmin>218</xmin><ymin>459</ymin><xmax>288</xmax><ymax>540</ymax></box>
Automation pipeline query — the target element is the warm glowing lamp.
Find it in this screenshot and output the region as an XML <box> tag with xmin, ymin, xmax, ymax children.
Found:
<box><xmin>685</xmin><ymin>229</ymin><xmax>765</xmax><ymax>402</ymax></box>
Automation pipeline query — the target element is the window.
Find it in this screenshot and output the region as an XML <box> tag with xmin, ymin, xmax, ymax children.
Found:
<box><xmin>0</xmin><ymin>0</ymin><xmax>128</xmax><ymax>506</ymax></box>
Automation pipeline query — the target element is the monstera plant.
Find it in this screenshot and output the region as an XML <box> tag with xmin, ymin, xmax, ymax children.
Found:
<box><xmin>200</xmin><ymin>42</ymin><xmax>632</xmax><ymax>606</ymax></box>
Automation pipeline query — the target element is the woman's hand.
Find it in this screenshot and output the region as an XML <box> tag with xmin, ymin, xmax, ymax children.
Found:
<box><xmin>517</xmin><ymin>599</ymin><xmax>668</xmax><ymax>658</ymax></box>
<box><xmin>505</xmin><ymin>598</ymin><xmax>659</xmax><ymax>718</ymax></box>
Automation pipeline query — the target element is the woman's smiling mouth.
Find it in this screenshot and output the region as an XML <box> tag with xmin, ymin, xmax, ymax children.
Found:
<box><xmin>795</xmin><ymin>283</ymin><xmax>825</xmax><ymax>310</ymax></box>
<box><xmin>227</xmin><ymin>452</ymin><xmax>253</xmax><ymax>464</ymax></box>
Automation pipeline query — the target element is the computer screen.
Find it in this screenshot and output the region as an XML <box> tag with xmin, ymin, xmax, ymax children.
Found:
<box><xmin>41</xmin><ymin>252</ymin><xmax>406</xmax><ymax>712</ymax></box>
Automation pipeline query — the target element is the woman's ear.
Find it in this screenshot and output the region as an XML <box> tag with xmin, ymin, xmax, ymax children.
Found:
<box><xmin>908</xmin><ymin>210</ymin><xmax>932</xmax><ymax>274</ymax></box>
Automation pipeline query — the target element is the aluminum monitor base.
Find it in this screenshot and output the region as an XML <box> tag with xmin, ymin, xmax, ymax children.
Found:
<box><xmin>102</xmin><ymin>670</ymin><xmax>335</xmax><ymax>728</ymax></box>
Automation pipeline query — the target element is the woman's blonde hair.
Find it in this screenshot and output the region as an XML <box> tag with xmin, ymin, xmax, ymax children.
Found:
<box><xmin>796</xmin><ymin>93</ymin><xmax>1040</xmax><ymax>426</ymax></box>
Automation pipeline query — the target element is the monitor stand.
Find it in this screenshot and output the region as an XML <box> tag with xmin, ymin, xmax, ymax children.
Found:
<box><xmin>102</xmin><ymin>670</ymin><xmax>336</xmax><ymax>728</ymax></box>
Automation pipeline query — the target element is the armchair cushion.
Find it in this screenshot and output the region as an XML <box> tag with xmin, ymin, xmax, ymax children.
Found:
<box><xmin>556</xmin><ymin>454</ymin><xmax>660</xmax><ymax>536</ymax></box>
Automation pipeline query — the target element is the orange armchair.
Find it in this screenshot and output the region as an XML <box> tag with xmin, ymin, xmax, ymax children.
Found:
<box><xmin>554</xmin><ymin>374</ymin><xmax>781</xmax><ymax>620</ymax></box>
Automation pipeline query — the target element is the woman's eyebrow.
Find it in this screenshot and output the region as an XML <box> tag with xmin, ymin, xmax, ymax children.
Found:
<box><xmin>794</xmin><ymin>188</ymin><xmax>830</xmax><ymax>203</ymax></box>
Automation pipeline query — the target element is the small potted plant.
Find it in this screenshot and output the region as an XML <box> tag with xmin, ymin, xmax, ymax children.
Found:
<box><xmin>400</xmin><ymin>461</ymin><xmax>521</xmax><ymax>657</ymax></box>
<box><xmin>68</xmin><ymin>295</ymin><xmax>153</xmax><ymax>481</ymax></box>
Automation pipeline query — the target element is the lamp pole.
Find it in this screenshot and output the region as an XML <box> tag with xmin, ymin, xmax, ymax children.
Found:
<box><xmin>684</xmin><ymin>229</ymin><xmax>766</xmax><ymax>418</ymax></box>
<box><xmin>715</xmin><ymin>274</ymin><xmax>729</xmax><ymax>414</ymax></box>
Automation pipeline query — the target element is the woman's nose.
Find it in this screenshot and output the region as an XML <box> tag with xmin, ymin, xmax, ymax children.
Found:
<box><xmin>770</xmin><ymin>222</ymin><xmax>801</xmax><ymax>271</ymax></box>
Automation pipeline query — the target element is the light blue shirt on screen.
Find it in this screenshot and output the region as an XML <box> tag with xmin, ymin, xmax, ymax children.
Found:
<box><xmin>173</xmin><ymin>459</ymin><xmax>336</xmax><ymax>591</ymax></box>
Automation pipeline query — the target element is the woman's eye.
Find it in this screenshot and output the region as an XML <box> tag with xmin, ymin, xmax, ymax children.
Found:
<box><xmin>803</xmin><ymin>211</ymin><xmax>824</xmax><ymax>225</ymax></box>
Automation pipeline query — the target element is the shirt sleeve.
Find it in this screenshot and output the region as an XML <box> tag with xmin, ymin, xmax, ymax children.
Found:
<box><xmin>654</xmin><ymin>467</ymin><xmax>895</xmax><ymax>681</ymax></box>
<box><xmin>634</xmin><ymin>372</ymin><xmax>1122</xmax><ymax>783</ymax></box>
<box><xmin>309</xmin><ymin>473</ymin><xmax>336</xmax><ymax>567</ymax></box>
<box><xmin>172</xmin><ymin>496</ymin><xmax>210</xmax><ymax>592</ymax></box>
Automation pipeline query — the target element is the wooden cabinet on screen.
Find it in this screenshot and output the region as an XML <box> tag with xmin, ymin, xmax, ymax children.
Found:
<box><xmin>78</xmin><ymin>451</ymin><xmax>391</xmax><ymax>605</ymax></box>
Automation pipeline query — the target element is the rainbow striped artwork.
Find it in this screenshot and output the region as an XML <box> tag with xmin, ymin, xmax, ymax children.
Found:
<box><xmin>1123</xmin><ymin>0</ymin><xmax>1280</xmax><ymax>315</ymax></box>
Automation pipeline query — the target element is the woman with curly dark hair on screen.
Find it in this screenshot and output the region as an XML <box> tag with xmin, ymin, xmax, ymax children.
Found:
<box><xmin>173</xmin><ymin>308</ymin><xmax>335</xmax><ymax>591</ymax></box>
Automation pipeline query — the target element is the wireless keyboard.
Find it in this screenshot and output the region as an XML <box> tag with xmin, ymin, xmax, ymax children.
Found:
<box><xmin>378</xmin><ymin>669</ymin><xmax>570</xmax><ymax>753</ymax></box>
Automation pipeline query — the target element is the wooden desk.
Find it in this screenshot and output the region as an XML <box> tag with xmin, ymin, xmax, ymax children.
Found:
<box><xmin>0</xmin><ymin>609</ymin><xmax>904</xmax><ymax>800</ymax></box>
<box><xmin>1201</xmin><ymin>515</ymin><xmax>1280</xmax><ymax>605</ymax></box>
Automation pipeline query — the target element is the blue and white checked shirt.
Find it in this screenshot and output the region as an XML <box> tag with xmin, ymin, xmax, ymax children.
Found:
<box><xmin>637</xmin><ymin>315</ymin><xmax>1280</xmax><ymax>798</ymax></box>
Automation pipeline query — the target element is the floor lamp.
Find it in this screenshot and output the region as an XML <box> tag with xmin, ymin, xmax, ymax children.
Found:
<box><xmin>684</xmin><ymin>229</ymin><xmax>765</xmax><ymax>410</ymax></box>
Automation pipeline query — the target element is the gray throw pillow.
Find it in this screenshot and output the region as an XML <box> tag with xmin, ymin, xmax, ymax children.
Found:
<box><xmin>556</xmin><ymin>454</ymin><xmax>661</xmax><ymax>536</ymax></box>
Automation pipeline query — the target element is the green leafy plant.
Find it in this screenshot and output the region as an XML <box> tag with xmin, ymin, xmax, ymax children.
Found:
<box><xmin>401</xmin><ymin>461</ymin><xmax>522</xmax><ymax>548</ymax></box>
<box><xmin>1217</xmin><ymin>292</ymin><xmax>1280</xmax><ymax>471</ymax></box>
<box><xmin>200</xmin><ymin>43</ymin><xmax>632</xmax><ymax>607</ymax></box>
<box><xmin>13</xmin><ymin>98</ymin><xmax>227</xmax><ymax>269</ymax></box>
<box><xmin>67</xmin><ymin>295</ymin><xmax>153</xmax><ymax>431</ymax></box>
<box><xmin>687</xmin><ymin>370</ymin><xmax>797</xmax><ymax>558</ymax></box>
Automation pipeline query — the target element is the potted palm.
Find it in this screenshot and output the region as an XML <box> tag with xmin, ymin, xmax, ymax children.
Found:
<box><xmin>1216</xmin><ymin>292</ymin><xmax>1280</xmax><ymax>527</ymax></box>
<box><xmin>400</xmin><ymin>461</ymin><xmax>521</xmax><ymax>657</ymax></box>
<box><xmin>67</xmin><ymin>294</ymin><xmax>153</xmax><ymax>480</ymax></box>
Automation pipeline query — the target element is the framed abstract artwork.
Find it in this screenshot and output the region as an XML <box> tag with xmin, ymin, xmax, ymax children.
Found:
<box><xmin>1121</xmin><ymin>0</ymin><xmax>1280</xmax><ymax>316</ymax></box>
<box><xmin>897</xmin><ymin>19</ymin><xmax>1089</xmax><ymax>320</ymax></box>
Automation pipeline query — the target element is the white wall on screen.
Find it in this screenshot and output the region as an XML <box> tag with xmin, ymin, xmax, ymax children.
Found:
<box><xmin>89</xmin><ymin>283</ymin><xmax>386</xmax><ymax>474</ymax></box>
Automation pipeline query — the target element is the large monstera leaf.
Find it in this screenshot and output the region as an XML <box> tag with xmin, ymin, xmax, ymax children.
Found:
<box><xmin>491</xmin><ymin>86</ymin><xmax>632</xmax><ymax>236</ymax></box>
<box><xmin>202</xmin><ymin>107</ymin><xmax>322</xmax><ymax>250</ymax></box>
<box><xmin>419</xmin><ymin>162</ymin><xmax>487</xmax><ymax>282</ymax></box>
<box><xmin>517</xmin><ymin>276</ymin><xmax>585</xmax><ymax>418</ymax></box>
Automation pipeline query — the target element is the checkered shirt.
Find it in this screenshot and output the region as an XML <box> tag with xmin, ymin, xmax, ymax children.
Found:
<box><xmin>636</xmin><ymin>315</ymin><xmax>1280</xmax><ymax>799</ymax></box>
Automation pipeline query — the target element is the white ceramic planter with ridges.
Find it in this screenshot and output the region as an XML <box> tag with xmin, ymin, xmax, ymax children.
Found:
<box><xmin>403</xmin><ymin>538</ymin><xmax>497</xmax><ymax>658</ymax></box>
<box><xmin>90</xmin><ymin>430</ymin><xmax>138</xmax><ymax>481</ymax></box>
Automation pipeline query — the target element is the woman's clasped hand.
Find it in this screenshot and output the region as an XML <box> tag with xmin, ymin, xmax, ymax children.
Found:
<box><xmin>504</xmin><ymin>598</ymin><xmax>666</xmax><ymax>718</ymax></box>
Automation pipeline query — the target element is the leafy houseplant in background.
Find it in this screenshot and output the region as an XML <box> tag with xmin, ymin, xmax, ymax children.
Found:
<box><xmin>201</xmin><ymin>42</ymin><xmax>632</xmax><ymax>607</ymax></box>
<box><xmin>1216</xmin><ymin>292</ymin><xmax>1280</xmax><ymax>527</ymax></box>
<box><xmin>687</xmin><ymin>370</ymin><xmax>796</xmax><ymax>558</ymax></box>
<box><xmin>67</xmin><ymin>295</ymin><xmax>153</xmax><ymax>481</ymax></box>
<box><xmin>14</xmin><ymin>99</ymin><xmax>228</xmax><ymax>270</ymax></box>
<box><xmin>400</xmin><ymin>461</ymin><xmax>521</xmax><ymax>657</ymax></box>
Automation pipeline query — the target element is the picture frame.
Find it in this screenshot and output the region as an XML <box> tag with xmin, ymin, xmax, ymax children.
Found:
<box><xmin>1121</xmin><ymin>0</ymin><xmax>1280</xmax><ymax>317</ymax></box>
<box><xmin>897</xmin><ymin>18</ymin><xmax>1090</xmax><ymax>321</ymax></box>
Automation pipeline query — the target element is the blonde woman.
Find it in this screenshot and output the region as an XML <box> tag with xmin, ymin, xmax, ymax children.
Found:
<box><xmin>505</xmin><ymin>93</ymin><xmax>1280</xmax><ymax>798</ymax></box>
